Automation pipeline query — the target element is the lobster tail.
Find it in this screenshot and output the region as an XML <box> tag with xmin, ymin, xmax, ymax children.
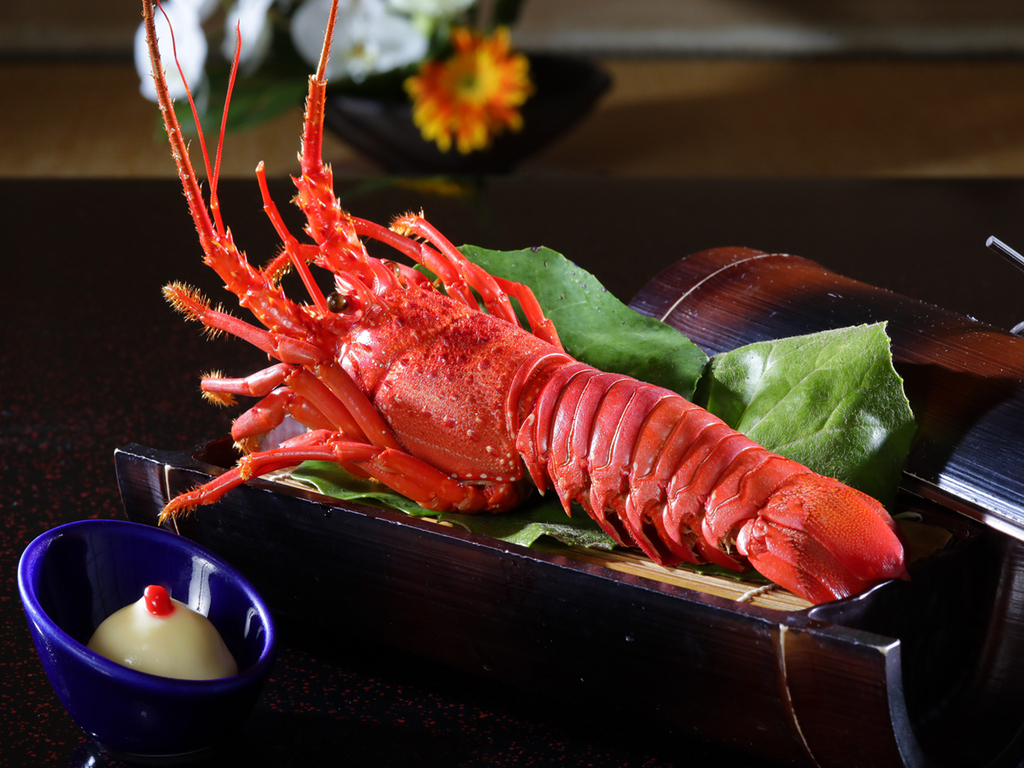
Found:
<box><xmin>735</xmin><ymin>475</ymin><xmax>909</xmax><ymax>604</ymax></box>
<box><xmin>516</xmin><ymin>358</ymin><xmax>909</xmax><ymax>604</ymax></box>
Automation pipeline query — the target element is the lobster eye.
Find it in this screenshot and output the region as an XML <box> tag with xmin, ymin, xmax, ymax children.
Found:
<box><xmin>326</xmin><ymin>292</ymin><xmax>349</xmax><ymax>313</ymax></box>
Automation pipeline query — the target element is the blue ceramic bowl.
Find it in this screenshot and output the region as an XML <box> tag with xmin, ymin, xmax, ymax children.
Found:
<box><xmin>18</xmin><ymin>519</ymin><xmax>276</xmax><ymax>761</ymax></box>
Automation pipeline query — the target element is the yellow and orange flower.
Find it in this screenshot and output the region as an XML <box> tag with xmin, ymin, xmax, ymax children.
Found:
<box><xmin>404</xmin><ymin>26</ymin><xmax>534</xmax><ymax>155</ymax></box>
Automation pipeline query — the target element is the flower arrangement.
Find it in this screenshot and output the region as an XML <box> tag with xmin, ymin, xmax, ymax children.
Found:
<box><xmin>135</xmin><ymin>0</ymin><xmax>532</xmax><ymax>155</ymax></box>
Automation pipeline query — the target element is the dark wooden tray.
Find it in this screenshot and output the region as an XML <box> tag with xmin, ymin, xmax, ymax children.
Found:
<box><xmin>114</xmin><ymin>252</ymin><xmax>1024</xmax><ymax>768</ymax></box>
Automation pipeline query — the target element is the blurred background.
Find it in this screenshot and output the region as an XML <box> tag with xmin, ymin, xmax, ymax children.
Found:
<box><xmin>4</xmin><ymin>0</ymin><xmax>1024</xmax><ymax>177</ymax></box>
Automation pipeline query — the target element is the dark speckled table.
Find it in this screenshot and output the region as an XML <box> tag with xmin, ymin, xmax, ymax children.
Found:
<box><xmin>5</xmin><ymin>177</ymin><xmax>1024</xmax><ymax>767</ymax></box>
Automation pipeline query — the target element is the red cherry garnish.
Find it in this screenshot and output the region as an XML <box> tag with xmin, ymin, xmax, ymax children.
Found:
<box><xmin>144</xmin><ymin>585</ymin><xmax>175</xmax><ymax>617</ymax></box>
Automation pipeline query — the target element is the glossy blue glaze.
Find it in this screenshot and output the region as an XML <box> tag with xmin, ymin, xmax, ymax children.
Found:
<box><xmin>17</xmin><ymin>519</ymin><xmax>276</xmax><ymax>760</ymax></box>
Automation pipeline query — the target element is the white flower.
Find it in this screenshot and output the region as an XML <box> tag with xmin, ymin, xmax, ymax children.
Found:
<box><xmin>386</xmin><ymin>0</ymin><xmax>474</xmax><ymax>19</ymax></box>
<box><xmin>134</xmin><ymin>0</ymin><xmax>208</xmax><ymax>102</ymax></box>
<box><xmin>223</xmin><ymin>0</ymin><xmax>278</xmax><ymax>74</ymax></box>
<box><xmin>290</xmin><ymin>0</ymin><xmax>429</xmax><ymax>83</ymax></box>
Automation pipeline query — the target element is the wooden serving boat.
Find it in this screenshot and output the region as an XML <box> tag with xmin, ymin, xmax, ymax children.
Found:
<box><xmin>115</xmin><ymin>251</ymin><xmax>1024</xmax><ymax>768</ymax></box>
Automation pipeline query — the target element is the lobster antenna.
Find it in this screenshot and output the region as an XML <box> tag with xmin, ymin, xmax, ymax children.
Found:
<box><xmin>316</xmin><ymin>0</ymin><xmax>339</xmax><ymax>82</ymax></box>
<box><xmin>255</xmin><ymin>161</ymin><xmax>331</xmax><ymax>315</ymax></box>
<box><xmin>987</xmin><ymin>236</ymin><xmax>1024</xmax><ymax>274</ymax></box>
<box><xmin>156</xmin><ymin>0</ymin><xmax>222</xmax><ymax>235</ymax></box>
<box><xmin>209</xmin><ymin>20</ymin><xmax>244</xmax><ymax>236</ymax></box>
<box><xmin>144</xmin><ymin>0</ymin><xmax>217</xmax><ymax>250</ymax></box>
<box><xmin>299</xmin><ymin>0</ymin><xmax>339</xmax><ymax>178</ymax></box>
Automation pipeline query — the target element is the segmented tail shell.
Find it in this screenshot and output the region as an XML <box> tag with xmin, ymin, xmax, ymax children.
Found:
<box><xmin>516</xmin><ymin>357</ymin><xmax>746</xmax><ymax>561</ymax></box>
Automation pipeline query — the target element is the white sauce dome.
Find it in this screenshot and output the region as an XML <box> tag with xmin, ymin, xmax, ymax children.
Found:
<box><xmin>87</xmin><ymin>590</ymin><xmax>239</xmax><ymax>680</ymax></box>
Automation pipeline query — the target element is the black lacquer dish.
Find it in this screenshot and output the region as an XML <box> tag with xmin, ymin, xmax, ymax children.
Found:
<box><xmin>115</xmin><ymin>253</ymin><xmax>1024</xmax><ymax>768</ymax></box>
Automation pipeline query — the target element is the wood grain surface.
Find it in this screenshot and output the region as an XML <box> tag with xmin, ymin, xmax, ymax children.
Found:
<box><xmin>6</xmin><ymin>57</ymin><xmax>1024</xmax><ymax>178</ymax></box>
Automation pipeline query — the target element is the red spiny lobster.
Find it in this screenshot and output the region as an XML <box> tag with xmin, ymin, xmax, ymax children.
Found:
<box><xmin>143</xmin><ymin>0</ymin><xmax>908</xmax><ymax>605</ymax></box>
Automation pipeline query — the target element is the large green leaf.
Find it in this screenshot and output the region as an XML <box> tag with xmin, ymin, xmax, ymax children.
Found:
<box><xmin>291</xmin><ymin>461</ymin><xmax>432</xmax><ymax>516</ymax></box>
<box><xmin>440</xmin><ymin>501</ymin><xmax>615</xmax><ymax>550</ymax></box>
<box><xmin>695</xmin><ymin>322</ymin><xmax>916</xmax><ymax>504</ymax></box>
<box><xmin>459</xmin><ymin>245</ymin><xmax>708</xmax><ymax>399</ymax></box>
<box><xmin>291</xmin><ymin>462</ymin><xmax>619</xmax><ymax>549</ymax></box>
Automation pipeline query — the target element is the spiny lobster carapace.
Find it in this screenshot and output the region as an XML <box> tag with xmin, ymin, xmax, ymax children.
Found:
<box><xmin>142</xmin><ymin>0</ymin><xmax>908</xmax><ymax>604</ymax></box>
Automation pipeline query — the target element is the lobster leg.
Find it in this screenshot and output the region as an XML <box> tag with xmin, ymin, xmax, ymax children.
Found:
<box><xmin>491</xmin><ymin>275</ymin><xmax>562</xmax><ymax>349</ymax></box>
<box><xmin>229</xmin><ymin>388</ymin><xmax>336</xmax><ymax>447</ymax></box>
<box><xmin>255</xmin><ymin>164</ymin><xmax>330</xmax><ymax>315</ymax></box>
<box><xmin>161</xmin><ymin>429</ymin><xmax>530</xmax><ymax>522</ymax></box>
<box><xmin>200</xmin><ymin>365</ymin><xmax>372</xmax><ymax>468</ymax></box>
<box><xmin>162</xmin><ymin>431</ymin><xmax>380</xmax><ymax>521</ymax></box>
<box><xmin>163</xmin><ymin>278</ymin><xmax>408</xmax><ymax>450</ymax></box>
<box><xmin>352</xmin><ymin>217</ymin><xmax>482</xmax><ymax>310</ymax></box>
<box><xmin>201</xmin><ymin>368</ymin><xmax>335</xmax><ymax>446</ymax></box>
<box><xmin>391</xmin><ymin>214</ymin><xmax>519</xmax><ymax>326</ymax></box>
<box><xmin>200</xmin><ymin>364</ymin><xmax>294</xmax><ymax>405</ymax></box>
<box><xmin>202</xmin><ymin>361</ymin><xmax>371</xmax><ymax>445</ymax></box>
<box><xmin>163</xmin><ymin>283</ymin><xmax>326</xmax><ymax>367</ymax></box>
<box><xmin>353</xmin><ymin>215</ymin><xmax>562</xmax><ymax>349</ymax></box>
<box><xmin>392</xmin><ymin>213</ymin><xmax>562</xmax><ymax>348</ymax></box>
<box><xmin>364</xmin><ymin>449</ymin><xmax>529</xmax><ymax>512</ymax></box>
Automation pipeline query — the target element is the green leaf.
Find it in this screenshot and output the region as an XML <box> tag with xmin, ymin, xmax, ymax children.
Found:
<box><xmin>441</xmin><ymin>500</ymin><xmax>616</xmax><ymax>550</ymax></box>
<box><xmin>290</xmin><ymin>461</ymin><xmax>435</xmax><ymax>517</ymax></box>
<box><xmin>695</xmin><ymin>322</ymin><xmax>916</xmax><ymax>504</ymax></box>
<box><xmin>289</xmin><ymin>460</ymin><xmax>618</xmax><ymax>548</ymax></box>
<box><xmin>459</xmin><ymin>246</ymin><xmax>709</xmax><ymax>399</ymax></box>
